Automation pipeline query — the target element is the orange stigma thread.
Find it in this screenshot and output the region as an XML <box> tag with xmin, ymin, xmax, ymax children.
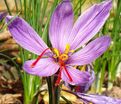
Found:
<box><xmin>63</xmin><ymin>65</ymin><xmax>73</xmax><ymax>82</ymax></box>
<box><xmin>55</xmin><ymin>66</ymin><xmax>62</xmax><ymax>86</ymax></box>
<box><xmin>55</xmin><ymin>59</ymin><xmax>73</xmax><ymax>86</ymax></box>
<box><xmin>31</xmin><ymin>48</ymin><xmax>49</xmax><ymax>68</ymax></box>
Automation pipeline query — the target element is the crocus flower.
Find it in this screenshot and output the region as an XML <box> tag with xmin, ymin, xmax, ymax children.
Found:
<box><xmin>6</xmin><ymin>0</ymin><xmax>111</xmax><ymax>85</ymax></box>
<box><xmin>75</xmin><ymin>65</ymin><xmax>95</xmax><ymax>93</ymax></box>
<box><xmin>65</xmin><ymin>65</ymin><xmax>95</xmax><ymax>92</ymax></box>
<box><xmin>77</xmin><ymin>93</ymin><xmax>121</xmax><ymax>104</ymax></box>
<box><xmin>0</xmin><ymin>12</ymin><xmax>7</xmax><ymax>21</ymax></box>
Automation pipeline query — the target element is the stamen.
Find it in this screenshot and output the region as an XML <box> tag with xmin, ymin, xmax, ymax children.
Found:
<box><xmin>64</xmin><ymin>44</ymin><xmax>70</xmax><ymax>54</ymax></box>
<box><xmin>55</xmin><ymin>66</ymin><xmax>62</xmax><ymax>86</ymax></box>
<box><xmin>64</xmin><ymin>44</ymin><xmax>74</xmax><ymax>54</ymax></box>
<box><xmin>53</xmin><ymin>48</ymin><xmax>60</xmax><ymax>58</ymax></box>
<box><xmin>63</xmin><ymin>66</ymin><xmax>73</xmax><ymax>82</ymax></box>
<box><xmin>81</xmin><ymin>65</ymin><xmax>86</xmax><ymax>71</ymax></box>
<box><xmin>78</xmin><ymin>65</ymin><xmax>86</xmax><ymax>71</ymax></box>
<box><xmin>69</xmin><ymin>50</ymin><xmax>75</xmax><ymax>53</ymax></box>
<box><xmin>31</xmin><ymin>48</ymin><xmax>49</xmax><ymax>68</ymax></box>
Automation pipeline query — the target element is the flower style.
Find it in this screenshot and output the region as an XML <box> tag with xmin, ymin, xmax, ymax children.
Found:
<box><xmin>6</xmin><ymin>0</ymin><xmax>111</xmax><ymax>85</ymax></box>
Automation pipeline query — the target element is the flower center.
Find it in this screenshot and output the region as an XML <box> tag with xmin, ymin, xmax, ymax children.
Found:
<box><xmin>59</xmin><ymin>54</ymin><xmax>68</xmax><ymax>61</ymax></box>
<box><xmin>53</xmin><ymin>43</ymin><xmax>74</xmax><ymax>62</ymax></box>
<box><xmin>30</xmin><ymin>44</ymin><xmax>74</xmax><ymax>86</ymax></box>
<box><xmin>53</xmin><ymin>44</ymin><xmax>74</xmax><ymax>86</ymax></box>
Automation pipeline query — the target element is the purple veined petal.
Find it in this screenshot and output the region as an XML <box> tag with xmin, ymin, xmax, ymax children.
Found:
<box><xmin>23</xmin><ymin>58</ymin><xmax>59</xmax><ymax>76</ymax></box>
<box><xmin>0</xmin><ymin>12</ymin><xmax>7</xmax><ymax>21</ymax></box>
<box><xmin>63</xmin><ymin>0</ymin><xmax>70</xmax><ymax>1</ymax></box>
<box><xmin>84</xmin><ymin>69</ymin><xmax>95</xmax><ymax>92</ymax></box>
<box><xmin>76</xmin><ymin>67</ymin><xmax>95</xmax><ymax>93</ymax></box>
<box><xmin>77</xmin><ymin>93</ymin><xmax>121</xmax><ymax>104</ymax></box>
<box><xmin>68</xmin><ymin>0</ymin><xmax>112</xmax><ymax>50</ymax></box>
<box><xmin>61</xmin><ymin>66</ymin><xmax>90</xmax><ymax>85</ymax></box>
<box><xmin>67</xmin><ymin>36</ymin><xmax>111</xmax><ymax>65</ymax></box>
<box><xmin>49</xmin><ymin>0</ymin><xmax>74</xmax><ymax>52</ymax></box>
<box><xmin>6</xmin><ymin>16</ymin><xmax>50</xmax><ymax>55</ymax></box>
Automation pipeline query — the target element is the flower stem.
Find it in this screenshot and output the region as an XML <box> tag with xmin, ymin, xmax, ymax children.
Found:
<box><xmin>46</xmin><ymin>77</ymin><xmax>55</xmax><ymax>104</ymax></box>
<box><xmin>4</xmin><ymin>0</ymin><xmax>12</xmax><ymax>15</ymax></box>
<box><xmin>55</xmin><ymin>85</ymin><xmax>60</xmax><ymax>104</ymax></box>
<box><xmin>46</xmin><ymin>76</ymin><xmax>61</xmax><ymax>104</ymax></box>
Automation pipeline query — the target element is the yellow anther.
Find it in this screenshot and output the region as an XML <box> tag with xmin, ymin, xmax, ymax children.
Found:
<box><xmin>59</xmin><ymin>54</ymin><xmax>68</xmax><ymax>61</ymax></box>
<box><xmin>73</xmin><ymin>66</ymin><xmax>77</xmax><ymax>69</ymax></box>
<box><xmin>78</xmin><ymin>65</ymin><xmax>86</xmax><ymax>71</ymax></box>
<box><xmin>81</xmin><ymin>65</ymin><xmax>86</xmax><ymax>71</ymax></box>
<box><xmin>53</xmin><ymin>48</ymin><xmax>60</xmax><ymax>57</ymax></box>
<box><xmin>53</xmin><ymin>44</ymin><xmax>74</xmax><ymax>61</ymax></box>
<box><xmin>69</xmin><ymin>50</ymin><xmax>75</xmax><ymax>53</ymax></box>
<box><xmin>64</xmin><ymin>44</ymin><xmax>70</xmax><ymax>54</ymax></box>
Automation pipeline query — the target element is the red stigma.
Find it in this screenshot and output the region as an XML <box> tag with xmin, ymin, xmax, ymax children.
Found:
<box><xmin>63</xmin><ymin>66</ymin><xmax>73</xmax><ymax>82</ymax></box>
<box><xmin>75</xmin><ymin>86</ymin><xmax>81</xmax><ymax>92</ymax></box>
<box><xmin>55</xmin><ymin>59</ymin><xmax>73</xmax><ymax>86</ymax></box>
<box><xmin>31</xmin><ymin>48</ymin><xmax>49</xmax><ymax>68</ymax></box>
<box><xmin>55</xmin><ymin>66</ymin><xmax>62</xmax><ymax>86</ymax></box>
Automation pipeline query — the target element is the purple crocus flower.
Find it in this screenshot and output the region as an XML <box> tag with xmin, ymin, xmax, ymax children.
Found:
<box><xmin>77</xmin><ymin>93</ymin><xmax>121</xmax><ymax>104</ymax></box>
<box><xmin>0</xmin><ymin>12</ymin><xmax>7</xmax><ymax>21</ymax></box>
<box><xmin>75</xmin><ymin>65</ymin><xmax>95</xmax><ymax>93</ymax></box>
<box><xmin>64</xmin><ymin>64</ymin><xmax>95</xmax><ymax>92</ymax></box>
<box><xmin>6</xmin><ymin>0</ymin><xmax>111</xmax><ymax>85</ymax></box>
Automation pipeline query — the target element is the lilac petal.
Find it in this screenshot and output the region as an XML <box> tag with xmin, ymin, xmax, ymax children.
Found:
<box><xmin>49</xmin><ymin>0</ymin><xmax>74</xmax><ymax>52</ymax></box>
<box><xmin>76</xmin><ymin>68</ymin><xmax>95</xmax><ymax>93</ymax></box>
<box><xmin>68</xmin><ymin>0</ymin><xmax>112</xmax><ymax>50</ymax></box>
<box><xmin>67</xmin><ymin>36</ymin><xmax>111</xmax><ymax>65</ymax></box>
<box><xmin>6</xmin><ymin>16</ymin><xmax>50</xmax><ymax>55</ymax></box>
<box><xmin>77</xmin><ymin>93</ymin><xmax>121</xmax><ymax>104</ymax></box>
<box><xmin>61</xmin><ymin>66</ymin><xmax>90</xmax><ymax>85</ymax></box>
<box><xmin>0</xmin><ymin>12</ymin><xmax>7</xmax><ymax>21</ymax></box>
<box><xmin>84</xmin><ymin>69</ymin><xmax>95</xmax><ymax>92</ymax></box>
<box><xmin>23</xmin><ymin>58</ymin><xmax>59</xmax><ymax>76</ymax></box>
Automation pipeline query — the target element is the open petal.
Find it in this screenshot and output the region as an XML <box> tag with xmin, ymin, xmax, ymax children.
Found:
<box><xmin>6</xmin><ymin>16</ymin><xmax>50</xmax><ymax>55</ymax></box>
<box><xmin>67</xmin><ymin>36</ymin><xmax>111</xmax><ymax>65</ymax></box>
<box><xmin>23</xmin><ymin>58</ymin><xmax>59</xmax><ymax>76</ymax></box>
<box><xmin>77</xmin><ymin>93</ymin><xmax>121</xmax><ymax>104</ymax></box>
<box><xmin>68</xmin><ymin>0</ymin><xmax>112</xmax><ymax>50</ymax></box>
<box><xmin>84</xmin><ymin>69</ymin><xmax>95</xmax><ymax>92</ymax></box>
<box><xmin>61</xmin><ymin>66</ymin><xmax>90</xmax><ymax>85</ymax></box>
<box><xmin>76</xmin><ymin>67</ymin><xmax>95</xmax><ymax>93</ymax></box>
<box><xmin>49</xmin><ymin>0</ymin><xmax>74</xmax><ymax>52</ymax></box>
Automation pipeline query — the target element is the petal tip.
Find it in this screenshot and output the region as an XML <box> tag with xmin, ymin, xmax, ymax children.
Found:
<box><xmin>6</xmin><ymin>16</ymin><xmax>20</xmax><ymax>29</ymax></box>
<box><xmin>103</xmin><ymin>0</ymin><xmax>112</xmax><ymax>10</ymax></box>
<box><xmin>104</xmin><ymin>36</ymin><xmax>111</xmax><ymax>45</ymax></box>
<box><xmin>0</xmin><ymin>12</ymin><xmax>7</xmax><ymax>21</ymax></box>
